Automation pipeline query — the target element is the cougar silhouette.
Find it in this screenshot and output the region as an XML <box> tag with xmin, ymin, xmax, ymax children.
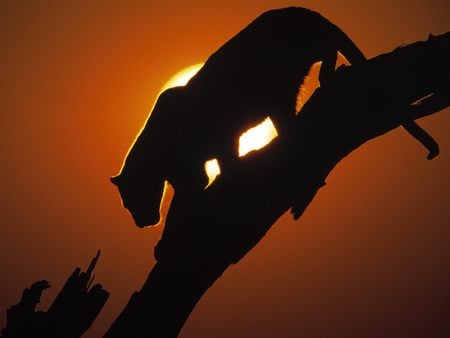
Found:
<box><xmin>111</xmin><ymin>7</ymin><xmax>437</xmax><ymax>227</ymax></box>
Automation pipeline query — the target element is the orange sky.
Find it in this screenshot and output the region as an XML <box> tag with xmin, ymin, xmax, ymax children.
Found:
<box><xmin>0</xmin><ymin>1</ymin><xmax>449</xmax><ymax>337</ymax></box>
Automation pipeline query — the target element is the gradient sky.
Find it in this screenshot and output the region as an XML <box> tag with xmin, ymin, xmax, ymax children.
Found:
<box><xmin>0</xmin><ymin>1</ymin><xmax>449</xmax><ymax>337</ymax></box>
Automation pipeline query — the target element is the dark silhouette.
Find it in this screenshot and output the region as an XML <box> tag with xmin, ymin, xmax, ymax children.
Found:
<box><xmin>110</xmin><ymin>7</ymin><xmax>369</xmax><ymax>227</ymax></box>
<box><xmin>1</xmin><ymin>280</ymin><xmax>51</xmax><ymax>337</ymax></box>
<box><xmin>105</xmin><ymin>32</ymin><xmax>450</xmax><ymax>337</ymax></box>
<box><xmin>403</xmin><ymin>116</ymin><xmax>439</xmax><ymax>159</ymax></box>
<box><xmin>1</xmin><ymin>251</ymin><xmax>109</xmax><ymax>338</ymax></box>
<box><xmin>111</xmin><ymin>7</ymin><xmax>439</xmax><ymax>228</ymax></box>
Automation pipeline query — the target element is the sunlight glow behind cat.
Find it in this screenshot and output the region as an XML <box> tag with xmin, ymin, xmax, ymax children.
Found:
<box><xmin>161</xmin><ymin>63</ymin><xmax>205</xmax><ymax>91</ymax></box>
<box><xmin>162</xmin><ymin>63</ymin><xmax>278</xmax><ymax>186</ymax></box>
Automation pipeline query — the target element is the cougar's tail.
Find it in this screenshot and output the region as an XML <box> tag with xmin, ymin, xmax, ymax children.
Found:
<box><xmin>333</xmin><ymin>23</ymin><xmax>367</xmax><ymax>64</ymax></box>
<box><xmin>403</xmin><ymin>120</ymin><xmax>440</xmax><ymax>160</ymax></box>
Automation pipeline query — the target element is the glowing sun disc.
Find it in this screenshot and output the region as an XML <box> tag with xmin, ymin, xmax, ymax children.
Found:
<box><xmin>161</xmin><ymin>63</ymin><xmax>204</xmax><ymax>91</ymax></box>
<box><xmin>161</xmin><ymin>64</ymin><xmax>278</xmax><ymax>186</ymax></box>
<box><xmin>204</xmin><ymin>159</ymin><xmax>221</xmax><ymax>188</ymax></box>
<box><xmin>238</xmin><ymin>118</ymin><xmax>278</xmax><ymax>156</ymax></box>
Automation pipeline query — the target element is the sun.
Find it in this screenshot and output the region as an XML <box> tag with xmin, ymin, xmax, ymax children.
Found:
<box><xmin>238</xmin><ymin>118</ymin><xmax>278</xmax><ymax>157</ymax></box>
<box><xmin>162</xmin><ymin>64</ymin><xmax>278</xmax><ymax>186</ymax></box>
<box><xmin>161</xmin><ymin>63</ymin><xmax>204</xmax><ymax>91</ymax></box>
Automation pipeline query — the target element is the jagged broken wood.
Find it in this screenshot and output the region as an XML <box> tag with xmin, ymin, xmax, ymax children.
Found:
<box><xmin>1</xmin><ymin>251</ymin><xmax>109</xmax><ymax>338</ymax></box>
<box><xmin>105</xmin><ymin>33</ymin><xmax>449</xmax><ymax>337</ymax></box>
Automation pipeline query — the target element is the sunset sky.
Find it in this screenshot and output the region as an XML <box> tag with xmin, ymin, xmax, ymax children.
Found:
<box><xmin>0</xmin><ymin>1</ymin><xmax>449</xmax><ymax>337</ymax></box>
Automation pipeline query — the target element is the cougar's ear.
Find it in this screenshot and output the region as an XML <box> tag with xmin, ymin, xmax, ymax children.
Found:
<box><xmin>428</xmin><ymin>33</ymin><xmax>436</xmax><ymax>41</ymax></box>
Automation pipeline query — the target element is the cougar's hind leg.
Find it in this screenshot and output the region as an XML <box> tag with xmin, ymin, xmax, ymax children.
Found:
<box><xmin>318</xmin><ymin>50</ymin><xmax>338</xmax><ymax>86</ymax></box>
<box><xmin>402</xmin><ymin>120</ymin><xmax>439</xmax><ymax>160</ymax></box>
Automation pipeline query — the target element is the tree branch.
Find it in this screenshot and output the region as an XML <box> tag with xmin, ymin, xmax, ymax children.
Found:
<box><xmin>105</xmin><ymin>32</ymin><xmax>449</xmax><ymax>337</ymax></box>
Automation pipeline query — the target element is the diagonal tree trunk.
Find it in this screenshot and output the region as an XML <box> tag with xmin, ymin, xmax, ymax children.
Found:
<box><xmin>105</xmin><ymin>32</ymin><xmax>449</xmax><ymax>337</ymax></box>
